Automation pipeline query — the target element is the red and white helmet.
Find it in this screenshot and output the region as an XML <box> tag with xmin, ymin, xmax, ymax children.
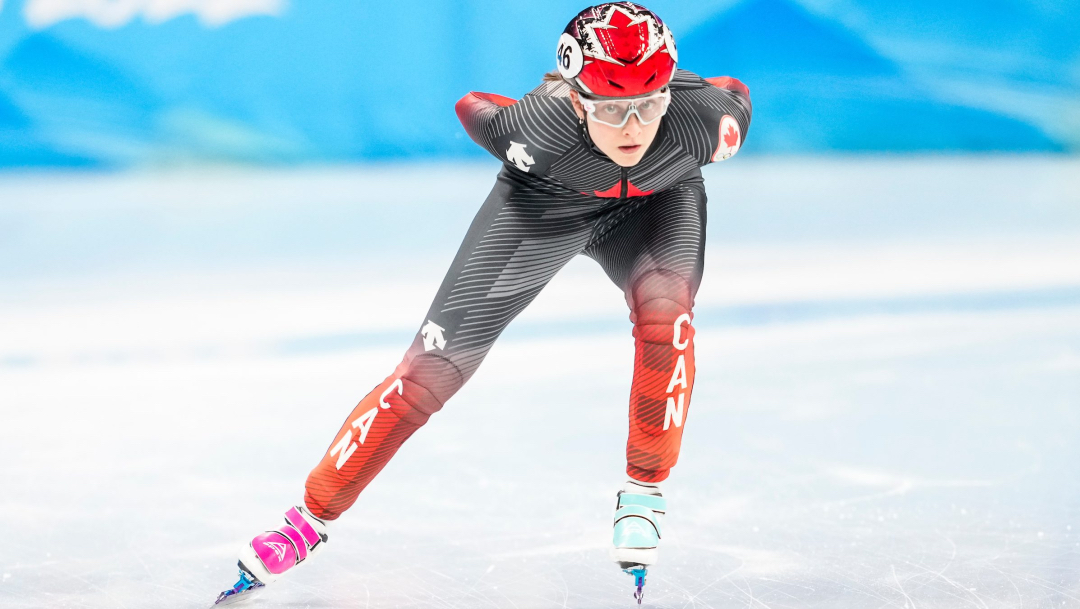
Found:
<box><xmin>556</xmin><ymin>2</ymin><xmax>677</xmax><ymax>98</ymax></box>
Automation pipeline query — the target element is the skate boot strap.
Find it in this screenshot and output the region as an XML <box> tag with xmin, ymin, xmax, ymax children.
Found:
<box><xmin>258</xmin><ymin>507</ymin><xmax>325</xmax><ymax>567</ymax></box>
<box><xmin>277</xmin><ymin>525</ymin><xmax>310</xmax><ymax>562</ymax></box>
<box><xmin>613</xmin><ymin>504</ymin><xmax>662</xmax><ymax>540</ymax></box>
<box><xmin>285</xmin><ymin>507</ymin><xmax>326</xmax><ymax>550</ymax></box>
<box><xmin>617</xmin><ymin>492</ymin><xmax>667</xmax><ymax>514</ymax></box>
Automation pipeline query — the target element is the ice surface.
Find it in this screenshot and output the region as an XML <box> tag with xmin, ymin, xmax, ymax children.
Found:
<box><xmin>1</xmin><ymin>157</ymin><xmax>1079</xmax><ymax>608</ymax></box>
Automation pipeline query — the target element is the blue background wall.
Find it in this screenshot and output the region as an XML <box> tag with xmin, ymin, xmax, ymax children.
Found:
<box><xmin>0</xmin><ymin>0</ymin><xmax>1077</xmax><ymax>167</ymax></box>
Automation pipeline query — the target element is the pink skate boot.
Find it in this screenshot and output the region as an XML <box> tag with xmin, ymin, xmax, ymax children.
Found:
<box><xmin>213</xmin><ymin>505</ymin><xmax>328</xmax><ymax>606</ymax></box>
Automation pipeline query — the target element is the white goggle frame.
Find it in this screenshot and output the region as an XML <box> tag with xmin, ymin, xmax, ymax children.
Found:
<box><xmin>579</xmin><ymin>88</ymin><xmax>671</xmax><ymax>128</ymax></box>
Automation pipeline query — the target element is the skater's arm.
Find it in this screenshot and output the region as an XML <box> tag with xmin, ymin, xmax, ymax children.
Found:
<box><xmin>669</xmin><ymin>70</ymin><xmax>753</xmax><ymax>165</ymax></box>
<box><xmin>455</xmin><ymin>91</ymin><xmax>518</xmax><ymax>153</ymax></box>
<box><xmin>455</xmin><ymin>91</ymin><xmax>573</xmax><ymax>176</ymax></box>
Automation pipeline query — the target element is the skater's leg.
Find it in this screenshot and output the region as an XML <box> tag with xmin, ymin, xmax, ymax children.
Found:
<box><xmin>585</xmin><ymin>176</ymin><xmax>707</xmax><ymax>484</ymax></box>
<box><xmin>305</xmin><ymin>171</ymin><xmax>608</xmax><ymax>520</ymax></box>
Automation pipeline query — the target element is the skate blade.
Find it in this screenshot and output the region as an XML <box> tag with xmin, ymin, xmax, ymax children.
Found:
<box><xmin>620</xmin><ymin>566</ymin><xmax>647</xmax><ymax>605</ymax></box>
<box><xmin>212</xmin><ymin>570</ymin><xmax>265</xmax><ymax>607</ymax></box>
<box><xmin>212</xmin><ymin>584</ymin><xmax>263</xmax><ymax>607</ymax></box>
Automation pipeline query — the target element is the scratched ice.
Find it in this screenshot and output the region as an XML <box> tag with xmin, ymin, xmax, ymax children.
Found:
<box><xmin>1</xmin><ymin>158</ymin><xmax>1079</xmax><ymax>608</ymax></box>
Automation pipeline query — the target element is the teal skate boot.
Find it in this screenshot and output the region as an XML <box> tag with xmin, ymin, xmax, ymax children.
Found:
<box><xmin>610</xmin><ymin>481</ymin><xmax>666</xmax><ymax>604</ymax></box>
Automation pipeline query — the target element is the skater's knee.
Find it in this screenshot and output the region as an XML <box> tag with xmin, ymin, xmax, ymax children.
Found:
<box><xmin>391</xmin><ymin>353</ymin><xmax>464</xmax><ymax>425</ymax></box>
<box><xmin>629</xmin><ymin>269</ymin><xmax>693</xmax><ymax>318</ymax></box>
<box><xmin>628</xmin><ymin>270</ymin><xmax>694</xmax><ymax>345</ymax></box>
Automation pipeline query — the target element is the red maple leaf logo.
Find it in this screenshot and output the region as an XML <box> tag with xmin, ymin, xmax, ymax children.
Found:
<box><xmin>602</xmin><ymin>8</ymin><xmax>648</xmax><ymax>63</ymax></box>
<box><xmin>723</xmin><ymin>124</ymin><xmax>739</xmax><ymax>148</ymax></box>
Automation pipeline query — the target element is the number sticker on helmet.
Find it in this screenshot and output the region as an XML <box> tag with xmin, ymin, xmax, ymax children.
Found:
<box><xmin>556</xmin><ymin>32</ymin><xmax>584</xmax><ymax>79</ymax></box>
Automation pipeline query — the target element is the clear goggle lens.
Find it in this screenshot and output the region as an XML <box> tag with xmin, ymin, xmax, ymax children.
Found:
<box><xmin>580</xmin><ymin>90</ymin><xmax>670</xmax><ymax>128</ymax></box>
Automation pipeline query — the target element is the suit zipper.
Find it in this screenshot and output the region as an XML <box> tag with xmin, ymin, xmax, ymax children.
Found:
<box><xmin>620</xmin><ymin>167</ymin><xmax>628</xmax><ymax>199</ymax></box>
